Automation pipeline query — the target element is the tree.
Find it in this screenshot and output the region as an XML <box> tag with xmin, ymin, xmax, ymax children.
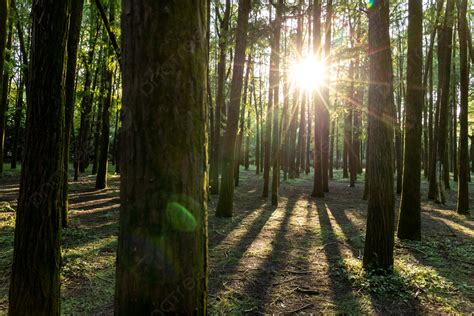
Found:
<box><xmin>61</xmin><ymin>0</ymin><xmax>85</xmax><ymax>227</ymax></box>
<box><xmin>363</xmin><ymin>0</ymin><xmax>395</xmax><ymax>271</ymax></box>
<box><xmin>8</xmin><ymin>0</ymin><xmax>71</xmax><ymax>314</ymax></box>
<box><xmin>271</xmin><ymin>0</ymin><xmax>283</xmax><ymax>206</ymax></box>
<box><xmin>456</xmin><ymin>0</ymin><xmax>469</xmax><ymax>215</ymax></box>
<box><xmin>115</xmin><ymin>1</ymin><xmax>208</xmax><ymax>313</ymax></box>
<box><xmin>210</xmin><ymin>0</ymin><xmax>231</xmax><ymax>195</ymax></box>
<box><xmin>0</xmin><ymin>0</ymin><xmax>9</xmax><ymax>175</ymax></box>
<box><xmin>398</xmin><ymin>0</ymin><xmax>424</xmax><ymax>240</ymax></box>
<box><xmin>216</xmin><ymin>0</ymin><xmax>252</xmax><ymax>217</ymax></box>
<box><xmin>312</xmin><ymin>0</ymin><xmax>324</xmax><ymax>198</ymax></box>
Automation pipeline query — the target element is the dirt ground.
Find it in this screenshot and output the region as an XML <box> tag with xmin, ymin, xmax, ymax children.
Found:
<box><xmin>0</xmin><ymin>168</ymin><xmax>473</xmax><ymax>314</ymax></box>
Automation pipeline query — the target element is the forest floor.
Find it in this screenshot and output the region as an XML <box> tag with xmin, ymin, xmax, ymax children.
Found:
<box><xmin>0</xmin><ymin>165</ymin><xmax>473</xmax><ymax>314</ymax></box>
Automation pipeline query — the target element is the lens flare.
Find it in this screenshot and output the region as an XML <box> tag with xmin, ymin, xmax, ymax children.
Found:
<box><xmin>290</xmin><ymin>56</ymin><xmax>326</xmax><ymax>91</ymax></box>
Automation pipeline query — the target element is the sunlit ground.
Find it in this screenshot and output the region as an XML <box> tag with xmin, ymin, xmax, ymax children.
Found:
<box><xmin>0</xmin><ymin>166</ymin><xmax>473</xmax><ymax>314</ymax></box>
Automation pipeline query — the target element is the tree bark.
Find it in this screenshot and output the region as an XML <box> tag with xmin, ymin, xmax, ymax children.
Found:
<box><xmin>312</xmin><ymin>0</ymin><xmax>324</xmax><ymax>198</ymax></box>
<box><xmin>8</xmin><ymin>1</ymin><xmax>70</xmax><ymax>314</ymax></box>
<box><xmin>216</xmin><ymin>0</ymin><xmax>252</xmax><ymax>217</ymax></box>
<box><xmin>398</xmin><ymin>0</ymin><xmax>423</xmax><ymax>241</ymax></box>
<box><xmin>115</xmin><ymin>1</ymin><xmax>208</xmax><ymax>313</ymax></box>
<box><xmin>61</xmin><ymin>0</ymin><xmax>85</xmax><ymax>228</ymax></box>
<box><xmin>0</xmin><ymin>0</ymin><xmax>9</xmax><ymax>175</ymax></box>
<box><xmin>456</xmin><ymin>0</ymin><xmax>469</xmax><ymax>214</ymax></box>
<box><xmin>210</xmin><ymin>0</ymin><xmax>231</xmax><ymax>195</ymax></box>
<box><xmin>363</xmin><ymin>0</ymin><xmax>395</xmax><ymax>271</ymax></box>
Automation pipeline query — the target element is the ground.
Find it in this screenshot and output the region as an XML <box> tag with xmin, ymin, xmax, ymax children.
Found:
<box><xmin>0</xmin><ymin>165</ymin><xmax>473</xmax><ymax>314</ymax></box>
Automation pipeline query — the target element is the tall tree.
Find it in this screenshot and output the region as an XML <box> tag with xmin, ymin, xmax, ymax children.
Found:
<box><xmin>115</xmin><ymin>1</ymin><xmax>208</xmax><ymax>313</ymax></box>
<box><xmin>95</xmin><ymin>4</ymin><xmax>116</xmax><ymax>190</ymax></box>
<box><xmin>398</xmin><ymin>0</ymin><xmax>424</xmax><ymax>240</ymax></box>
<box><xmin>456</xmin><ymin>0</ymin><xmax>469</xmax><ymax>215</ymax></box>
<box><xmin>363</xmin><ymin>0</ymin><xmax>395</xmax><ymax>271</ymax></box>
<box><xmin>271</xmin><ymin>0</ymin><xmax>283</xmax><ymax>206</ymax></box>
<box><xmin>0</xmin><ymin>0</ymin><xmax>9</xmax><ymax>175</ymax></box>
<box><xmin>8</xmin><ymin>0</ymin><xmax>71</xmax><ymax>314</ymax></box>
<box><xmin>322</xmin><ymin>0</ymin><xmax>333</xmax><ymax>192</ymax></box>
<box><xmin>428</xmin><ymin>0</ymin><xmax>454</xmax><ymax>202</ymax></box>
<box><xmin>210</xmin><ymin>0</ymin><xmax>231</xmax><ymax>195</ymax></box>
<box><xmin>61</xmin><ymin>0</ymin><xmax>85</xmax><ymax>228</ymax></box>
<box><xmin>216</xmin><ymin>0</ymin><xmax>252</xmax><ymax>217</ymax></box>
<box><xmin>312</xmin><ymin>0</ymin><xmax>324</xmax><ymax>198</ymax></box>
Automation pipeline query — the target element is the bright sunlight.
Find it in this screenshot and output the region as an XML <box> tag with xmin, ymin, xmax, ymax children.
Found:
<box><xmin>290</xmin><ymin>56</ymin><xmax>326</xmax><ymax>91</ymax></box>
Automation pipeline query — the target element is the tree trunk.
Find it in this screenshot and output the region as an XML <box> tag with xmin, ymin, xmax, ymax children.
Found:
<box><xmin>363</xmin><ymin>0</ymin><xmax>395</xmax><ymax>271</ymax></box>
<box><xmin>115</xmin><ymin>2</ymin><xmax>208</xmax><ymax>313</ymax></box>
<box><xmin>235</xmin><ymin>53</ymin><xmax>252</xmax><ymax>186</ymax></box>
<box><xmin>210</xmin><ymin>0</ymin><xmax>231</xmax><ymax>195</ymax></box>
<box><xmin>456</xmin><ymin>0</ymin><xmax>469</xmax><ymax>214</ymax></box>
<box><xmin>398</xmin><ymin>0</ymin><xmax>423</xmax><ymax>241</ymax></box>
<box><xmin>271</xmin><ymin>0</ymin><xmax>283</xmax><ymax>206</ymax></box>
<box><xmin>322</xmin><ymin>0</ymin><xmax>333</xmax><ymax>193</ymax></box>
<box><xmin>0</xmin><ymin>0</ymin><xmax>9</xmax><ymax>175</ymax></box>
<box><xmin>216</xmin><ymin>0</ymin><xmax>252</xmax><ymax>217</ymax></box>
<box><xmin>77</xmin><ymin>13</ymin><xmax>100</xmax><ymax>176</ymax></box>
<box><xmin>312</xmin><ymin>0</ymin><xmax>324</xmax><ymax>198</ymax></box>
<box><xmin>61</xmin><ymin>0</ymin><xmax>85</xmax><ymax>228</ymax></box>
<box><xmin>8</xmin><ymin>1</ymin><xmax>70</xmax><ymax>314</ymax></box>
<box><xmin>10</xmin><ymin>76</ymin><xmax>22</xmax><ymax>170</ymax></box>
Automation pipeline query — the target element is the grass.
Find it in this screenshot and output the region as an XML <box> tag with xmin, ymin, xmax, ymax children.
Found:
<box><xmin>0</xmin><ymin>167</ymin><xmax>473</xmax><ymax>314</ymax></box>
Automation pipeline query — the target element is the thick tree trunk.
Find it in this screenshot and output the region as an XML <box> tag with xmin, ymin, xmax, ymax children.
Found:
<box><xmin>115</xmin><ymin>2</ymin><xmax>208</xmax><ymax>314</ymax></box>
<box><xmin>210</xmin><ymin>0</ymin><xmax>231</xmax><ymax>195</ymax></box>
<box><xmin>216</xmin><ymin>0</ymin><xmax>252</xmax><ymax>217</ymax></box>
<box><xmin>8</xmin><ymin>1</ymin><xmax>70</xmax><ymax>314</ymax></box>
<box><xmin>363</xmin><ymin>0</ymin><xmax>395</xmax><ymax>271</ymax></box>
<box><xmin>398</xmin><ymin>0</ymin><xmax>423</xmax><ymax>241</ymax></box>
<box><xmin>456</xmin><ymin>0</ymin><xmax>469</xmax><ymax>214</ymax></box>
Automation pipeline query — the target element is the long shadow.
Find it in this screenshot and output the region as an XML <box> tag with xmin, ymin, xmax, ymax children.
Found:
<box><xmin>315</xmin><ymin>199</ymin><xmax>364</xmax><ymax>314</ymax></box>
<box><xmin>208</xmin><ymin>197</ymin><xmax>267</xmax><ymax>250</ymax></box>
<box><xmin>209</xmin><ymin>202</ymin><xmax>278</xmax><ymax>298</ymax></box>
<box><xmin>327</xmin><ymin>201</ymin><xmax>426</xmax><ymax>314</ymax></box>
<box><xmin>237</xmin><ymin>196</ymin><xmax>298</xmax><ymax>312</ymax></box>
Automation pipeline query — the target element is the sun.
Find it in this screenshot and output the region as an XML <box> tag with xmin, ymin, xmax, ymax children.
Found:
<box><xmin>290</xmin><ymin>56</ymin><xmax>326</xmax><ymax>91</ymax></box>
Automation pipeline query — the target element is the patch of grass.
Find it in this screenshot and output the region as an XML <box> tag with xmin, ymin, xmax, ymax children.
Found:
<box><xmin>340</xmin><ymin>256</ymin><xmax>465</xmax><ymax>313</ymax></box>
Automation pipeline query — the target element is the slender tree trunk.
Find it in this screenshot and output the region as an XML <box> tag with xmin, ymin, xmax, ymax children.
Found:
<box><xmin>312</xmin><ymin>0</ymin><xmax>324</xmax><ymax>198</ymax></box>
<box><xmin>216</xmin><ymin>0</ymin><xmax>252</xmax><ymax>217</ymax></box>
<box><xmin>456</xmin><ymin>0</ymin><xmax>469</xmax><ymax>214</ymax></box>
<box><xmin>363</xmin><ymin>0</ymin><xmax>395</xmax><ymax>272</ymax></box>
<box><xmin>10</xmin><ymin>77</ymin><xmax>22</xmax><ymax>170</ymax></box>
<box><xmin>398</xmin><ymin>0</ymin><xmax>423</xmax><ymax>240</ymax></box>
<box><xmin>235</xmin><ymin>54</ymin><xmax>252</xmax><ymax>186</ymax></box>
<box><xmin>271</xmin><ymin>0</ymin><xmax>283</xmax><ymax>206</ymax></box>
<box><xmin>8</xmin><ymin>1</ymin><xmax>70</xmax><ymax>314</ymax></box>
<box><xmin>210</xmin><ymin>0</ymin><xmax>231</xmax><ymax>195</ymax></box>
<box><xmin>263</xmin><ymin>6</ymin><xmax>274</xmax><ymax>198</ymax></box>
<box><xmin>61</xmin><ymin>0</ymin><xmax>85</xmax><ymax>228</ymax></box>
<box><xmin>329</xmin><ymin>119</ymin><xmax>335</xmax><ymax>179</ymax></box>
<box><xmin>321</xmin><ymin>0</ymin><xmax>333</xmax><ymax>192</ymax></box>
<box><xmin>0</xmin><ymin>0</ymin><xmax>9</xmax><ymax>175</ymax></box>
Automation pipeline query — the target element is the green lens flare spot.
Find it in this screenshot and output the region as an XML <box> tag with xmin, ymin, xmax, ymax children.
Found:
<box><xmin>166</xmin><ymin>202</ymin><xmax>197</xmax><ymax>232</ymax></box>
<box><xmin>367</xmin><ymin>0</ymin><xmax>374</xmax><ymax>9</ymax></box>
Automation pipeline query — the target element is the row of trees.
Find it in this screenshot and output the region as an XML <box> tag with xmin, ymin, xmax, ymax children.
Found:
<box><xmin>0</xmin><ymin>0</ymin><xmax>471</xmax><ymax>314</ymax></box>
